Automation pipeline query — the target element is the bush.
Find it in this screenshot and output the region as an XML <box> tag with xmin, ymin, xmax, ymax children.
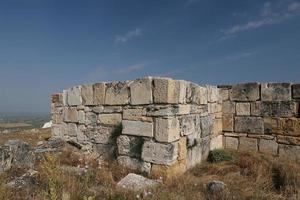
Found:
<box><xmin>207</xmin><ymin>149</ymin><xmax>233</xmax><ymax>163</ymax></box>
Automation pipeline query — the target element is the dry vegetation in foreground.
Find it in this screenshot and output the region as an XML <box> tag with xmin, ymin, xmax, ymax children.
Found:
<box><xmin>0</xmin><ymin>147</ymin><xmax>299</xmax><ymax>200</ymax></box>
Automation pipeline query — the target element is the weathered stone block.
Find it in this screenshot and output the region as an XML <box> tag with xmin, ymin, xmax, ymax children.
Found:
<box><xmin>67</xmin><ymin>123</ymin><xmax>77</xmax><ymax>137</ymax></box>
<box><xmin>261</xmin><ymin>83</ymin><xmax>291</xmax><ymax>101</ymax></box>
<box><xmin>105</xmin><ymin>82</ymin><xmax>129</xmax><ymax>105</ymax></box>
<box><xmin>235</xmin><ymin>117</ymin><xmax>264</xmax><ymax>134</ymax></box>
<box><xmin>63</xmin><ymin>90</ymin><xmax>68</xmax><ymax>106</ymax></box>
<box><xmin>77</xmin><ymin>125</ymin><xmax>87</xmax><ymax>143</ymax></box>
<box><xmin>92</xmin><ymin>106</ymin><xmax>122</xmax><ymax>113</ymax></box>
<box><xmin>222</xmin><ymin>114</ymin><xmax>234</xmax><ymax>132</ymax></box>
<box><xmin>201</xmin><ymin>137</ymin><xmax>211</xmax><ymax>160</ymax></box>
<box><xmin>186</xmin><ymin>83</ymin><xmax>207</xmax><ymax>105</ymax></box>
<box><xmin>208</xmin><ymin>103</ymin><xmax>222</xmax><ymax>114</ymax></box>
<box><xmin>155</xmin><ymin>118</ymin><xmax>180</xmax><ymax>142</ymax></box>
<box><xmin>223</xmin><ymin>101</ymin><xmax>235</xmax><ymax>114</ymax></box>
<box><xmin>145</xmin><ymin>105</ymin><xmax>190</xmax><ymax>117</ymax></box>
<box><xmin>117</xmin><ymin>135</ymin><xmax>143</xmax><ymax>158</ymax></box>
<box><xmin>93</xmin><ymin>83</ymin><xmax>106</xmax><ymax>105</ymax></box>
<box><xmin>81</xmin><ymin>84</ymin><xmax>94</xmax><ymax>105</ymax></box>
<box><xmin>67</xmin><ymin>86</ymin><xmax>82</xmax><ymax>106</ymax></box>
<box><xmin>231</xmin><ymin>83</ymin><xmax>260</xmax><ymax>101</ymax></box>
<box><xmin>52</xmin><ymin>113</ymin><xmax>63</xmax><ymax>124</ymax></box>
<box><xmin>210</xmin><ymin>135</ymin><xmax>223</xmax><ymax>150</ymax></box>
<box><xmin>190</xmin><ymin>105</ymin><xmax>208</xmax><ymax>115</ymax></box>
<box><xmin>259</xmin><ymin>139</ymin><xmax>278</xmax><ymax>155</ymax></box>
<box><xmin>279</xmin><ymin>144</ymin><xmax>300</xmax><ymax>162</ymax></box>
<box><xmin>63</xmin><ymin>108</ymin><xmax>78</xmax><ymax>123</ymax></box>
<box><xmin>292</xmin><ymin>84</ymin><xmax>300</xmax><ymax>99</ymax></box>
<box><xmin>51</xmin><ymin>93</ymin><xmax>63</xmax><ymax>107</ymax></box>
<box><xmin>179</xmin><ymin>115</ymin><xmax>196</xmax><ymax>136</ymax></box>
<box><xmin>250</xmin><ymin>102</ymin><xmax>261</xmax><ymax>116</ymax></box>
<box><xmin>200</xmin><ymin>116</ymin><xmax>213</xmax><ymax>137</ymax></box>
<box><xmin>187</xmin><ymin>144</ymin><xmax>202</xmax><ymax>169</ymax></box>
<box><xmin>236</xmin><ymin>102</ymin><xmax>250</xmax><ymax>116</ymax></box>
<box><xmin>178</xmin><ymin>137</ymin><xmax>187</xmax><ymax>161</ymax></box>
<box><xmin>122</xmin><ymin>120</ymin><xmax>153</xmax><ymax>137</ymax></box>
<box><xmin>98</xmin><ymin>114</ymin><xmax>122</xmax><ymax>125</ymax></box>
<box><xmin>117</xmin><ymin>156</ymin><xmax>151</xmax><ymax>174</ymax></box>
<box><xmin>225</xmin><ymin>137</ymin><xmax>238</xmax><ymax>150</ymax></box>
<box><xmin>130</xmin><ymin>77</ymin><xmax>153</xmax><ymax>105</ymax></box>
<box><xmin>212</xmin><ymin>118</ymin><xmax>222</xmax><ymax>136</ymax></box>
<box><xmin>123</xmin><ymin>108</ymin><xmax>152</xmax><ymax>122</ymax></box>
<box><xmin>239</xmin><ymin>137</ymin><xmax>258</xmax><ymax>151</ymax></box>
<box><xmin>264</xmin><ymin>117</ymin><xmax>300</xmax><ymax>136</ymax></box>
<box><xmin>219</xmin><ymin>89</ymin><xmax>230</xmax><ymax>101</ymax></box>
<box><xmin>85</xmin><ymin>112</ymin><xmax>97</xmax><ymax>126</ymax></box>
<box><xmin>141</xmin><ymin>141</ymin><xmax>178</xmax><ymax>165</ymax></box>
<box><xmin>261</xmin><ymin>102</ymin><xmax>297</xmax><ymax>117</ymax></box>
<box><xmin>207</xmin><ymin>86</ymin><xmax>220</xmax><ymax>103</ymax></box>
<box><xmin>78</xmin><ymin>110</ymin><xmax>85</xmax><ymax>124</ymax></box>
<box><xmin>277</xmin><ymin>135</ymin><xmax>300</xmax><ymax>145</ymax></box>
<box><xmin>89</xmin><ymin>126</ymin><xmax>115</xmax><ymax>144</ymax></box>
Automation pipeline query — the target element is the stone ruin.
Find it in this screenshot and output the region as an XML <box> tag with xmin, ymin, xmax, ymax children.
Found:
<box><xmin>51</xmin><ymin>77</ymin><xmax>300</xmax><ymax>175</ymax></box>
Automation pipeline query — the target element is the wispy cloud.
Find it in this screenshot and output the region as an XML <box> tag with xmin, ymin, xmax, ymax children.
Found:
<box><xmin>113</xmin><ymin>64</ymin><xmax>146</xmax><ymax>74</ymax></box>
<box><xmin>114</xmin><ymin>28</ymin><xmax>143</xmax><ymax>43</ymax></box>
<box><xmin>220</xmin><ymin>1</ymin><xmax>300</xmax><ymax>40</ymax></box>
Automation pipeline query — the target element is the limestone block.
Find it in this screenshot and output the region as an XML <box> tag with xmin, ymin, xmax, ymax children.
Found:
<box><xmin>264</xmin><ymin>117</ymin><xmax>300</xmax><ymax>136</ymax></box>
<box><xmin>236</xmin><ymin>102</ymin><xmax>250</xmax><ymax>116</ymax></box>
<box><xmin>208</xmin><ymin>103</ymin><xmax>222</xmax><ymax>114</ymax></box>
<box><xmin>122</xmin><ymin>120</ymin><xmax>153</xmax><ymax>137</ymax></box>
<box><xmin>187</xmin><ymin>144</ymin><xmax>202</xmax><ymax>169</ymax></box>
<box><xmin>78</xmin><ymin>110</ymin><xmax>85</xmax><ymax>124</ymax></box>
<box><xmin>145</xmin><ymin>105</ymin><xmax>190</xmax><ymax>117</ymax></box>
<box><xmin>207</xmin><ymin>86</ymin><xmax>220</xmax><ymax>103</ymax></box>
<box><xmin>223</xmin><ymin>102</ymin><xmax>235</xmax><ymax>114</ymax></box>
<box><xmin>52</xmin><ymin>113</ymin><xmax>63</xmax><ymax>124</ymax></box>
<box><xmin>92</xmin><ymin>106</ymin><xmax>122</xmax><ymax>113</ymax></box>
<box><xmin>93</xmin><ymin>83</ymin><xmax>106</xmax><ymax>105</ymax></box>
<box><xmin>292</xmin><ymin>84</ymin><xmax>300</xmax><ymax>99</ymax></box>
<box><xmin>117</xmin><ymin>135</ymin><xmax>143</xmax><ymax>158</ymax></box>
<box><xmin>105</xmin><ymin>82</ymin><xmax>129</xmax><ymax>105</ymax></box>
<box><xmin>63</xmin><ymin>90</ymin><xmax>68</xmax><ymax>106</ymax></box>
<box><xmin>178</xmin><ymin>137</ymin><xmax>187</xmax><ymax>161</ymax></box>
<box><xmin>261</xmin><ymin>101</ymin><xmax>297</xmax><ymax>117</ymax></box>
<box><xmin>81</xmin><ymin>84</ymin><xmax>94</xmax><ymax>105</ymax></box>
<box><xmin>219</xmin><ymin>89</ymin><xmax>230</xmax><ymax>101</ymax></box>
<box><xmin>117</xmin><ymin>156</ymin><xmax>151</xmax><ymax>174</ymax></box>
<box><xmin>155</xmin><ymin>118</ymin><xmax>180</xmax><ymax>142</ymax></box>
<box><xmin>89</xmin><ymin>126</ymin><xmax>115</xmax><ymax>144</ymax></box>
<box><xmin>279</xmin><ymin>144</ymin><xmax>300</xmax><ymax>162</ymax></box>
<box><xmin>141</xmin><ymin>141</ymin><xmax>178</xmax><ymax>165</ymax></box>
<box><xmin>222</xmin><ymin>114</ymin><xmax>234</xmax><ymax>132</ymax></box>
<box><xmin>250</xmin><ymin>102</ymin><xmax>261</xmax><ymax>116</ymax></box>
<box><xmin>239</xmin><ymin>137</ymin><xmax>258</xmax><ymax>151</ymax></box>
<box><xmin>186</xmin><ymin>83</ymin><xmax>208</xmax><ymax>105</ymax></box>
<box><xmin>177</xmin><ymin>80</ymin><xmax>187</xmax><ymax>104</ymax></box>
<box><xmin>51</xmin><ymin>124</ymin><xmax>66</xmax><ymax>138</ymax></box>
<box><xmin>212</xmin><ymin>118</ymin><xmax>222</xmax><ymax>136</ymax></box>
<box><xmin>153</xmin><ymin>78</ymin><xmax>185</xmax><ymax>104</ymax></box>
<box><xmin>98</xmin><ymin>114</ymin><xmax>122</xmax><ymax>125</ymax></box>
<box><xmin>200</xmin><ymin>116</ymin><xmax>213</xmax><ymax>137</ymax></box>
<box><xmin>201</xmin><ymin>137</ymin><xmax>211</xmax><ymax>160</ymax></box>
<box><xmin>259</xmin><ymin>139</ymin><xmax>278</xmax><ymax>155</ymax></box>
<box><xmin>235</xmin><ymin>117</ymin><xmax>264</xmax><ymax>134</ymax></box>
<box><xmin>130</xmin><ymin>77</ymin><xmax>153</xmax><ymax>105</ymax></box>
<box><xmin>261</xmin><ymin>83</ymin><xmax>291</xmax><ymax>101</ymax></box>
<box><xmin>179</xmin><ymin>115</ymin><xmax>196</xmax><ymax>136</ymax></box>
<box><xmin>123</xmin><ymin>108</ymin><xmax>152</xmax><ymax>122</ymax></box>
<box><xmin>77</xmin><ymin>125</ymin><xmax>87</xmax><ymax>143</ymax></box>
<box><xmin>225</xmin><ymin>137</ymin><xmax>238</xmax><ymax>150</ymax></box>
<box><xmin>210</xmin><ymin>135</ymin><xmax>223</xmax><ymax>150</ymax></box>
<box><xmin>190</xmin><ymin>105</ymin><xmax>208</xmax><ymax>115</ymax></box>
<box><xmin>51</xmin><ymin>93</ymin><xmax>63</xmax><ymax>107</ymax></box>
<box><xmin>63</xmin><ymin>108</ymin><xmax>78</xmax><ymax>123</ymax></box>
<box><xmin>231</xmin><ymin>83</ymin><xmax>260</xmax><ymax>102</ymax></box>
<box><xmin>67</xmin><ymin>86</ymin><xmax>82</xmax><ymax>106</ymax></box>
<box><xmin>85</xmin><ymin>112</ymin><xmax>97</xmax><ymax>126</ymax></box>
<box><xmin>67</xmin><ymin>123</ymin><xmax>77</xmax><ymax>137</ymax></box>
<box><xmin>277</xmin><ymin>135</ymin><xmax>300</xmax><ymax>145</ymax></box>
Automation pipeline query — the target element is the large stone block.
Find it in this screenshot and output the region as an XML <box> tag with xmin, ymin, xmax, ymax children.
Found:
<box><xmin>231</xmin><ymin>83</ymin><xmax>260</xmax><ymax>101</ymax></box>
<box><xmin>219</xmin><ymin>88</ymin><xmax>230</xmax><ymax>101</ymax></box>
<box><xmin>67</xmin><ymin>123</ymin><xmax>77</xmax><ymax>137</ymax></box>
<box><xmin>122</xmin><ymin>120</ymin><xmax>153</xmax><ymax>137</ymax></box>
<box><xmin>153</xmin><ymin>78</ymin><xmax>185</xmax><ymax>104</ymax></box>
<box><xmin>236</xmin><ymin>102</ymin><xmax>250</xmax><ymax>116</ymax></box>
<box><xmin>261</xmin><ymin>83</ymin><xmax>291</xmax><ymax>101</ymax></box>
<box><xmin>130</xmin><ymin>77</ymin><xmax>153</xmax><ymax>105</ymax></box>
<box><xmin>123</xmin><ymin>108</ymin><xmax>152</xmax><ymax>122</ymax></box>
<box><xmin>67</xmin><ymin>86</ymin><xmax>82</xmax><ymax>106</ymax></box>
<box><xmin>187</xmin><ymin>144</ymin><xmax>202</xmax><ymax>169</ymax></box>
<box><xmin>264</xmin><ymin>117</ymin><xmax>300</xmax><ymax>136</ymax></box>
<box><xmin>93</xmin><ymin>83</ymin><xmax>106</xmax><ymax>105</ymax></box>
<box><xmin>81</xmin><ymin>84</ymin><xmax>94</xmax><ymax>105</ymax></box>
<box><xmin>200</xmin><ymin>116</ymin><xmax>213</xmax><ymax>137</ymax></box>
<box><xmin>222</xmin><ymin>114</ymin><xmax>234</xmax><ymax>132</ymax></box>
<box><xmin>279</xmin><ymin>144</ymin><xmax>300</xmax><ymax>162</ymax></box>
<box><xmin>141</xmin><ymin>141</ymin><xmax>178</xmax><ymax>165</ymax></box>
<box><xmin>51</xmin><ymin>93</ymin><xmax>63</xmax><ymax>107</ymax></box>
<box><xmin>63</xmin><ymin>90</ymin><xmax>68</xmax><ymax>106</ymax></box>
<box><xmin>117</xmin><ymin>156</ymin><xmax>151</xmax><ymax>174</ymax></box>
<box><xmin>190</xmin><ymin>105</ymin><xmax>208</xmax><ymax>115</ymax></box>
<box><xmin>259</xmin><ymin>139</ymin><xmax>278</xmax><ymax>155</ymax></box>
<box><xmin>207</xmin><ymin>86</ymin><xmax>220</xmax><ymax>103</ymax></box>
<box><xmin>212</xmin><ymin>118</ymin><xmax>222</xmax><ymax>136</ymax></box>
<box><xmin>186</xmin><ymin>83</ymin><xmax>207</xmax><ymax>105</ymax></box>
<box><xmin>85</xmin><ymin>112</ymin><xmax>97</xmax><ymax>126</ymax></box>
<box><xmin>261</xmin><ymin>102</ymin><xmax>297</xmax><ymax>117</ymax></box>
<box><xmin>88</xmin><ymin>126</ymin><xmax>115</xmax><ymax>144</ymax></box>
<box><xmin>239</xmin><ymin>137</ymin><xmax>258</xmax><ymax>151</ymax></box>
<box><xmin>250</xmin><ymin>102</ymin><xmax>261</xmax><ymax>116</ymax></box>
<box><xmin>145</xmin><ymin>105</ymin><xmax>190</xmax><ymax>117</ymax></box>
<box><xmin>117</xmin><ymin>135</ymin><xmax>143</xmax><ymax>158</ymax></box>
<box><xmin>77</xmin><ymin>125</ymin><xmax>87</xmax><ymax>143</ymax></box>
<box><xmin>225</xmin><ymin>137</ymin><xmax>238</xmax><ymax>150</ymax></box>
<box><xmin>63</xmin><ymin>108</ymin><xmax>78</xmax><ymax>123</ymax></box>
<box><xmin>92</xmin><ymin>106</ymin><xmax>122</xmax><ymax>113</ymax></box>
<box><xmin>208</xmin><ymin>103</ymin><xmax>222</xmax><ymax>114</ymax></box>
<box><xmin>277</xmin><ymin>135</ymin><xmax>300</xmax><ymax>145</ymax></box>
<box><xmin>222</xmin><ymin>102</ymin><xmax>235</xmax><ymax>114</ymax></box>
<box><xmin>210</xmin><ymin>135</ymin><xmax>223</xmax><ymax>150</ymax></box>
<box><xmin>78</xmin><ymin>110</ymin><xmax>85</xmax><ymax>124</ymax></box>
<box><xmin>155</xmin><ymin>118</ymin><xmax>180</xmax><ymax>142</ymax></box>
<box><xmin>179</xmin><ymin>115</ymin><xmax>196</xmax><ymax>136</ymax></box>
<box><xmin>105</xmin><ymin>82</ymin><xmax>129</xmax><ymax>105</ymax></box>
<box><xmin>235</xmin><ymin>117</ymin><xmax>264</xmax><ymax>134</ymax></box>
<box><xmin>98</xmin><ymin>114</ymin><xmax>122</xmax><ymax>125</ymax></box>
<box><xmin>292</xmin><ymin>84</ymin><xmax>300</xmax><ymax>99</ymax></box>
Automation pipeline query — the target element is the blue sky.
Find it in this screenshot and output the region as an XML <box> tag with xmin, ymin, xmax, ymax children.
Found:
<box><xmin>0</xmin><ymin>0</ymin><xmax>300</xmax><ymax>113</ymax></box>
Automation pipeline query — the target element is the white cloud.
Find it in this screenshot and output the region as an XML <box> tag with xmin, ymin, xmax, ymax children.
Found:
<box><xmin>115</xmin><ymin>28</ymin><xmax>143</xmax><ymax>43</ymax></box>
<box><xmin>221</xmin><ymin>1</ymin><xmax>300</xmax><ymax>39</ymax></box>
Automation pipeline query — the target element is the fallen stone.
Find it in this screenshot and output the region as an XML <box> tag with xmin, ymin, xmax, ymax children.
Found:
<box><xmin>117</xmin><ymin>173</ymin><xmax>159</xmax><ymax>190</ymax></box>
<box><xmin>206</xmin><ymin>180</ymin><xmax>227</xmax><ymax>195</ymax></box>
<box><xmin>6</xmin><ymin>169</ymin><xmax>38</xmax><ymax>189</ymax></box>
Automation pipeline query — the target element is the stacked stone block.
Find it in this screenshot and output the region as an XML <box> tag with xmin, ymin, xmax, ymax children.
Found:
<box><xmin>219</xmin><ymin>83</ymin><xmax>300</xmax><ymax>161</ymax></box>
<box><xmin>51</xmin><ymin>77</ymin><xmax>223</xmax><ymax>175</ymax></box>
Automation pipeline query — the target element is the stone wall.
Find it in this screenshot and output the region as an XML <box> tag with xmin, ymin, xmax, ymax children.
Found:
<box><xmin>51</xmin><ymin>77</ymin><xmax>223</xmax><ymax>175</ymax></box>
<box><xmin>219</xmin><ymin>83</ymin><xmax>300</xmax><ymax>161</ymax></box>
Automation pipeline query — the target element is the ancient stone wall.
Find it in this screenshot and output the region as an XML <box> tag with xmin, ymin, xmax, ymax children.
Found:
<box><xmin>219</xmin><ymin>83</ymin><xmax>300</xmax><ymax>161</ymax></box>
<box><xmin>51</xmin><ymin>77</ymin><xmax>223</xmax><ymax>175</ymax></box>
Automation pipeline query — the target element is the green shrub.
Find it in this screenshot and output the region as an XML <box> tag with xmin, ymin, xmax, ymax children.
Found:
<box><xmin>207</xmin><ymin>149</ymin><xmax>233</xmax><ymax>163</ymax></box>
